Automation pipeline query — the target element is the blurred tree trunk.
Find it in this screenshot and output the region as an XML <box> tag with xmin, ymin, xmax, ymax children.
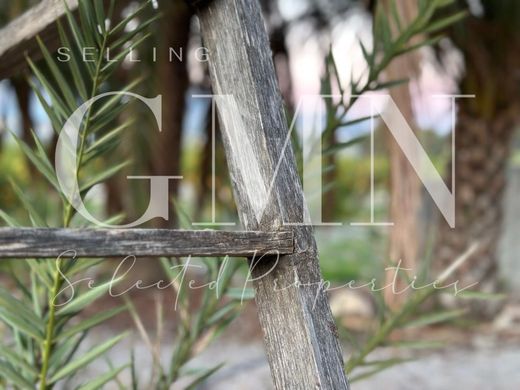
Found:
<box><xmin>11</xmin><ymin>76</ymin><xmax>37</xmax><ymax>177</ymax></box>
<box><xmin>195</xmin><ymin>108</ymin><xmax>215</xmax><ymax>220</ymax></box>
<box><xmin>323</xmin><ymin>130</ymin><xmax>337</xmax><ymax>222</ymax></box>
<box><xmin>268</xmin><ymin>22</ymin><xmax>293</xmax><ymax>112</ymax></box>
<box><xmin>11</xmin><ymin>77</ymin><xmax>33</xmax><ymax>147</ymax></box>
<box><xmin>434</xmin><ymin>1</ymin><xmax>520</xmax><ymax>316</ymax></box>
<box><xmin>7</xmin><ymin>1</ymin><xmax>34</xmax><ymax>152</ymax></box>
<box><xmin>382</xmin><ymin>0</ymin><xmax>422</xmax><ymax>309</ymax></box>
<box><xmin>151</xmin><ymin>0</ymin><xmax>192</xmax><ymax>227</ymax></box>
<box><xmin>104</xmin><ymin>0</ymin><xmax>138</xmax><ymax>219</ymax></box>
<box><xmin>260</xmin><ymin>0</ymin><xmax>294</xmax><ymax>111</ymax></box>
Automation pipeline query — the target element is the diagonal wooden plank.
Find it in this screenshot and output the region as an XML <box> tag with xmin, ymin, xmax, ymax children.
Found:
<box><xmin>0</xmin><ymin>228</ymin><xmax>293</xmax><ymax>258</ymax></box>
<box><xmin>0</xmin><ymin>0</ymin><xmax>79</xmax><ymax>80</ymax></box>
<box><xmin>195</xmin><ymin>0</ymin><xmax>350</xmax><ymax>388</ymax></box>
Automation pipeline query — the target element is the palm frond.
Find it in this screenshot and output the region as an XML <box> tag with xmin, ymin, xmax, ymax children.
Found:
<box><xmin>0</xmin><ymin>1</ymin><xmax>156</xmax><ymax>388</ymax></box>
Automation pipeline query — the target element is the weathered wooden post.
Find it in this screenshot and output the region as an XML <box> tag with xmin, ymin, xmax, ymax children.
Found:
<box><xmin>193</xmin><ymin>0</ymin><xmax>350</xmax><ymax>388</ymax></box>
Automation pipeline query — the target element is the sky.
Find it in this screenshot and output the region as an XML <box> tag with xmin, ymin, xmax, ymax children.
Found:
<box><xmin>285</xmin><ymin>6</ymin><xmax>463</xmax><ymax>141</ymax></box>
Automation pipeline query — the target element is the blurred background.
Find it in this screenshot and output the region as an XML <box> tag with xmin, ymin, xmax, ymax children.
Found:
<box><xmin>0</xmin><ymin>0</ymin><xmax>519</xmax><ymax>388</ymax></box>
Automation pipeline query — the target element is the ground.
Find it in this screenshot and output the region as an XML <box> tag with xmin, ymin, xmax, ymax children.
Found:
<box><xmin>69</xmin><ymin>293</ymin><xmax>520</xmax><ymax>389</ymax></box>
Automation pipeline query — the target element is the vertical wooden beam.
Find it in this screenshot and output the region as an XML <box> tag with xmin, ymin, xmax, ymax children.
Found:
<box><xmin>195</xmin><ymin>0</ymin><xmax>349</xmax><ymax>388</ymax></box>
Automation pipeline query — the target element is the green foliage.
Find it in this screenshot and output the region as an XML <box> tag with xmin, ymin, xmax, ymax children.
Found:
<box><xmin>0</xmin><ymin>0</ymin><xmax>247</xmax><ymax>387</ymax></box>
<box><xmin>317</xmin><ymin>0</ymin><xmax>467</xmax><ymax>151</ymax></box>
<box><xmin>342</xmin><ymin>242</ymin><xmax>501</xmax><ymax>382</ymax></box>
<box><xmin>0</xmin><ymin>0</ymin><xmax>156</xmax><ymax>388</ymax></box>
<box><xmin>122</xmin><ymin>207</ymin><xmax>247</xmax><ymax>389</ymax></box>
<box><xmin>0</xmin><ymin>145</ymin><xmax>29</xmax><ymax>219</ymax></box>
<box><xmin>124</xmin><ymin>257</ymin><xmax>244</xmax><ymax>389</ymax></box>
<box><xmin>311</xmin><ymin>0</ymin><xmax>474</xmax><ymax>382</ymax></box>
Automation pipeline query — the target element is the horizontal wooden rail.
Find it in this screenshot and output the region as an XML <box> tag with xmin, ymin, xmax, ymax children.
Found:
<box><xmin>0</xmin><ymin>228</ymin><xmax>293</xmax><ymax>258</ymax></box>
<box><xmin>0</xmin><ymin>0</ymin><xmax>79</xmax><ymax>79</ymax></box>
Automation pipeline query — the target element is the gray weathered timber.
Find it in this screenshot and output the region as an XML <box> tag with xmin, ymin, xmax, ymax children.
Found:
<box><xmin>0</xmin><ymin>0</ymin><xmax>79</xmax><ymax>79</ymax></box>
<box><xmin>0</xmin><ymin>228</ymin><xmax>293</xmax><ymax>258</ymax></box>
<box><xmin>196</xmin><ymin>0</ymin><xmax>350</xmax><ymax>388</ymax></box>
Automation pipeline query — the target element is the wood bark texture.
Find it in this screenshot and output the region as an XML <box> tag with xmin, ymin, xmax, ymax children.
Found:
<box><xmin>0</xmin><ymin>228</ymin><xmax>293</xmax><ymax>258</ymax></box>
<box><xmin>196</xmin><ymin>0</ymin><xmax>349</xmax><ymax>388</ymax></box>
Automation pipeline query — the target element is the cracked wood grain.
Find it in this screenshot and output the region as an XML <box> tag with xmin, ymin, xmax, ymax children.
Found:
<box><xmin>195</xmin><ymin>0</ymin><xmax>350</xmax><ymax>388</ymax></box>
<box><xmin>0</xmin><ymin>228</ymin><xmax>293</xmax><ymax>258</ymax></box>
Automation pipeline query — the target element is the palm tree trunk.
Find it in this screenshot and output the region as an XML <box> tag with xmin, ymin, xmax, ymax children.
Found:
<box><xmin>434</xmin><ymin>104</ymin><xmax>518</xmax><ymax>315</ymax></box>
